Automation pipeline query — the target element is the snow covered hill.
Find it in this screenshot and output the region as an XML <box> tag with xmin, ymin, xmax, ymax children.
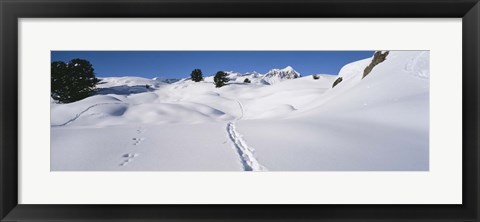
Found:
<box><xmin>51</xmin><ymin>51</ymin><xmax>429</xmax><ymax>171</ymax></box>
<box><xmin>240</xmin><ymin>51</ymin><xmax>429</xmax><ymax>170</ymax></box>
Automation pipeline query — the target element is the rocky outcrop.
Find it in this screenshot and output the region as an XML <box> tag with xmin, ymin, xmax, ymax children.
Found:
<box><xmin>332</xmin><ymin>77</ymin><xmax>343</xmax><ymax>88</ymax></box>
<box><xmin>362</xmin><ymin>51</ymin><xmax>389</xmax><ymax>79</ymax></box>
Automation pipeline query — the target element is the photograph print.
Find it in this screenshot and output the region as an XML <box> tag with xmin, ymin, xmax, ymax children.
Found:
<box><xmin>50</xmin><ymin>50</ymin><xmax>429</xmax><ymax>171</ymax></box>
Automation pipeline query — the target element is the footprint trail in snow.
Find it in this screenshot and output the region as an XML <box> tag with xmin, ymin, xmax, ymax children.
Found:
<box><xmin>132</xmin><ymin>137</ymin><xmax>145</xmax><ymax>145</ymax></box>
<box><xmin>226</xmin><ymin>98</ymin><xmax>267</xmax><ymax>171</ymax></box>
<box><xmin>120</xmin><ymin>153</ymin><xmax>139</xmax><ymax>166</ymax></box>
<box><xmin>120</xmin><ymin>127</ymin><xmax>145</xmax><ymax>166</ymax></box>
<box><xmin>227</xmin><ymin>122</ymin><xmax>267</xmax><ymax>171</ymax></box>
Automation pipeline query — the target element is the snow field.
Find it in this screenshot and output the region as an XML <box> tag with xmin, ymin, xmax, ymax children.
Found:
<box><xmin>51</xmin><ymin>51</ymin><xmax>429</xmax><ymax>171</ymax></box>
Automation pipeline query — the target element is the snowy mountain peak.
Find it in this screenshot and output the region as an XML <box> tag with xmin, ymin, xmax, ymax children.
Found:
<box><xmin>282</xmin><ymin>66</ymin><xmax>294</xmax><ymax>71</ymax></box>
<box><xmin>264</xmin><ymin>66</ymin><xmax>301</xmax><ymax>80</ymax></box>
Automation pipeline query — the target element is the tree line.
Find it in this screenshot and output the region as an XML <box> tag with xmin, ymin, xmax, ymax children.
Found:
<box><xmin>190</xmin><ymin>68</ymin><xmax>230</xmax><ymax>88</ymax></box>
<box><xmin>51</xmin><ymin>59</ymin><xmax>240</xmax><ymax>103</ymax></box>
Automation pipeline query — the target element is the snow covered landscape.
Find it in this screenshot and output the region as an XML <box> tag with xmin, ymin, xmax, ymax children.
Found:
<box><xmin>51</xmin><ymin>51</ymin><xmax>429</xmax><ymax>171</ymax></box>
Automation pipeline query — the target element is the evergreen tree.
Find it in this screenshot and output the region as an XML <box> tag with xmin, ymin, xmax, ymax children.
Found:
<box><xmin>244</xmin><ymin>78</ymin><xmax>251</xmax><ymax>83</ymax></box>
<box><xmin>190</xmin><ymin>69</ymin><xmax>203</xmax><ymax>82</ymax></box>
<box><xmin>51</xmin><ymin>61</ymin><xmax>69</xmax><ymax>101</ymax></box>
<box><xmin>51</xmin><ymin>58</ymin><xmax>100</xmax><ymax>103</ymax></box>
<box><xmin>213</xmin><ymin>71</ymin><xmax>229</xmax><ymax>88</ymax></box>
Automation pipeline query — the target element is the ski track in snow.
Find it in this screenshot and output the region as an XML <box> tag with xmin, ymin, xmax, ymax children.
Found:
<box><xmin>404</xmin><ymin>51</ymin><xmax>429</xmax><ymax>79</ymax></box>
<box><xmin>234</xmin><ymin>99</ymin><xmax>245</xmax><ymax>120</ymax></box>
<box><xmin>226</xmin><ymin>98</ymin><xmax>267</xmax><ymax>171</ymax></box>
<box><xmin>52</xmin><ymin>102</ymin><xmax>126</xmax><ymax>127</ymax></box>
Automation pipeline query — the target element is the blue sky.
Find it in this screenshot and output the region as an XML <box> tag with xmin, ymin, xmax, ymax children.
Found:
<box><xmin>51</xmin><ymin>51</ymin><xmax>374</xmax><ymax>79</ymax></box>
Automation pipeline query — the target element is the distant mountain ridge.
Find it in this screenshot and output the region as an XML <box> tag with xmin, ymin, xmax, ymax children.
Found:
<box><xmin>225</xmin><ymin>66</ymin><xmax>301</xmax><ymax>85</ymax></box>
<box><xmin>101</xmin><ymin>66</ymin><xmax>302</xmax><ymax>88</ymax></box>
<box><xmin>152</xmin><ymin>77</ymin><xmax>181</xmax><ymax>84</ymax></box>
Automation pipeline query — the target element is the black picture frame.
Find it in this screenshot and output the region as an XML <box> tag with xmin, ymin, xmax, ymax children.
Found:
<box><xmin>1</xmin><ymin>0</ymin><xmax>479</xmax><ymax>221</ymax></box>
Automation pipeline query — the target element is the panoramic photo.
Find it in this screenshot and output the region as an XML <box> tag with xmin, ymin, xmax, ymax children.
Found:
<box><xmin>50</xmin><ymin>50</ymin><xmax>429</xmax><ymax>171</ymax></box>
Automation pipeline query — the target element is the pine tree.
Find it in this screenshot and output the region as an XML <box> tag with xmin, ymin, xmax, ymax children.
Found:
<box><xmin>51</xmin><ymin>61</ymin><xmax>69</xmax><ymax>101</ymax></box>
<box><xmin>244</xmin><ymin>78</ymin><xmax>251</xmax><ymax>83</ymax></box>
<box><xmin>190</xmin><ymin>69</ymin><xmax>203</xmax><ymax>82</ymax></box>
<box><xmin>51</xmin><ymin>58</ymin><xmax>100</xmax><ymax>103</ymax></box>
<box><xmin>213</xmin><ymin>71</ymin><xmax>229</xmax><ymax>88</ymax></box>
